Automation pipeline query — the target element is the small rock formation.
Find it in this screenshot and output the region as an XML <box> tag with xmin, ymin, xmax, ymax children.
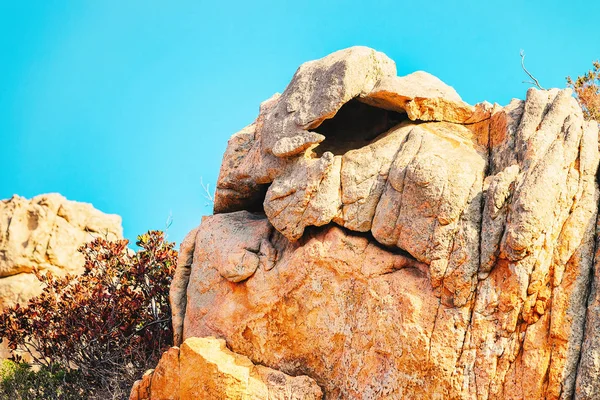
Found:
<box><xmin>0</xmin><ymin>193</ymin><xmax>123</xmax><ymax>310</ymax></box>
<box><xmin>155</xmin><ymin>47</ymin><xmax>600</xmax><ymax>399</ymax></box>
<box><xmin>129</xmin><ymin>337</ymin><xmax>322</xmax><ymax>400</ymax></box>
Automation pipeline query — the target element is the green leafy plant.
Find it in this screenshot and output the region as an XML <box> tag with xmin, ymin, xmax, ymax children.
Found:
<box><xmin>0</xmin><ymin>360</ymin><xmax>82</xmax><ymax>400</ymax></box>
<box><xmin>0</xmin><ymin>231</ymin><xmax>177</xmax><ymax>399</ymax></box>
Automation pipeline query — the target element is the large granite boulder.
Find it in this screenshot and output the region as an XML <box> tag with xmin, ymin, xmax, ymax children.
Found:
<box><xmin>158</xmin><ymin>47</ymin><xmax>600</xmax><ymax>399</ymax></box>
<box><xmin>0</xmin><ymin>193</ymin><xmax>123</xmax><ymax>310</ymax></box>
<box><xmin>129</xmin><ymin>337</ymin><xmax>322</xmax><ymax>400</ymax></box>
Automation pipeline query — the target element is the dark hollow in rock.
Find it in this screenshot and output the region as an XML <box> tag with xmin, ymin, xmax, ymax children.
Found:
<box><xmin>310</xmin><ymin>98</ymin><xmax>407</xmax><ymax>156</ymax></box>
<box><xmin>241</xmin><ymin>183</ymin><xmax>271</xmax><ymax>213</ymax></box>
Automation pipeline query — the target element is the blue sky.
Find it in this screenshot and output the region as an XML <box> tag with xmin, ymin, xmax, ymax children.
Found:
<box><xmin>1</xmin><ymin>1</ymin><xmax>599</xmax><ymax>246</ymax></box>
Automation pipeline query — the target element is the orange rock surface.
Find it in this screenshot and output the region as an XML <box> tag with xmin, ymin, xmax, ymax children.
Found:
<box><xmin>145</xmin><ymin>47</ymin><xmax>600</xmax><ymax>399</ymax></box>
<box><xmin>129</xmin><ymin>337</ymin><xmax>322</xmax><ymax>400</ymax></box>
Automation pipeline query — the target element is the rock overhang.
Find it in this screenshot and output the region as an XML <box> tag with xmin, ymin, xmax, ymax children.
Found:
<box><xmin>172</xmin><ymin>46</ymin><xmax>600</xmax><ymax>399</ymax></box>
<box><xmin>212</xmin><ymin>46</ymin><xmax>493</xmax><ymax>294</ymax></box>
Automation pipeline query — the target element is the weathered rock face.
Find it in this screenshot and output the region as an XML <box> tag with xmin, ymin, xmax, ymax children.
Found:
<box><xmin>129</xmin><ymin>337</ymin><xmax>323</xmax><ymax>400</ymax></box>
<box><xmin>0</xmin><ymin>193</ymin><xmax>123</xmax><ymax>310</ymax></box>
<box><xmin>169</xmin><ymin>47</ymin><xmax>600</xmax><ymax>399</ymax></box>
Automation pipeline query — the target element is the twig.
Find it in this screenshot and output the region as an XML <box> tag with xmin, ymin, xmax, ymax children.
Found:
<box><xmin>165</xmin><ymin>211</ymin><xmax>173</xmax><ymax>232</ymax></box>
<box><xmin>124</xmin><ymin>318</ymin><xmax>171</xmax><ymax>342</ymax></box>
<box><xmin>520</xmin><ymin>50</ymin><xmax>545</xmax><ymax>90</ymax></box>
<box><xmin>200</xmin><ymin>177</ymin><xmax>214</xmax><ymax>205</ymax></box>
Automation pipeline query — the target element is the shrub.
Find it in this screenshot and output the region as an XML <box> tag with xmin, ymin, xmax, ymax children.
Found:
<box><xmin>567</xmin><ymin>61</ymin><xmax>600</xmax><ymax>121</ymax></box>
<box><xmin>0</xmin><ymin>231</ymin><xmax>178</xmax><ymax>399</ymax></box>
<box><xmin>0</xmin><ymin>360</ymin><xmax>82</xmax><ymax>400</ymax></box>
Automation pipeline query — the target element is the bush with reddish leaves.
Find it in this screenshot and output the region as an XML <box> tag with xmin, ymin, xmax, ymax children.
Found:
<box><xmin>567</xmin><ymin>61</ymin><xmax>600</xmax><ymax>122</ymax></box>
<box><xmin>0</xmin><ymin>231</ymin><xmax>177</xmax><ymax>399</ymax></box>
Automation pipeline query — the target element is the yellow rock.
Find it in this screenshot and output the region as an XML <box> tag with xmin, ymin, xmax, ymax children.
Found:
<box><xmin>130</xmin><ymin>337</ymin><xmax>322</xmax><ymax>400</ymax></box>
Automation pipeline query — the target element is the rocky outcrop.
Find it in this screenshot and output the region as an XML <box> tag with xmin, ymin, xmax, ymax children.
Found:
<box><xmin>0</xmin><ymin>193</ymin><xmax>122</xmax><ymax>310</ymax></box>
<box><xmin>165</xmin><ymin>47</ymin><xmax>600</xmax><ymax>399</ymax></box>
<box><xmin>129</xmin><ymin>337</ymin><xmax>323</xmax><ymax>400</ymax></box>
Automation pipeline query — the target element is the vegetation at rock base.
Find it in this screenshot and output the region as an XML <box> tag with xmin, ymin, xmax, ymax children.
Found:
<box><xmin>0</xmin><ymin>231</ymin><xmax>177</xmax><ymax>399</ymax></box>
<box><xmin>0</xmin><ymin>360</ymin><xmax>82</xmax><ymax>400</ymax></box>
<box><xmin>567</xmin><ymin>60</ymin><xmax>600</xmax><ymax>121</ymax></box>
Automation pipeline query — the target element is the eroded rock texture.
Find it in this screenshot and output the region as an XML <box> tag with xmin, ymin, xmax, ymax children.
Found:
<box><xmin>0</xmin><ymin>193</ymin><xmax>123</xmax><ymax>310</ymax></box>
<box><xmin>169</xmin><ymin>47</ymin><xmax>600</xmax><ymax>399</ymax></box>
<box><xmin>129</xmin><ymin>337</ymin><xmax>323</xmax><ymax>400</ymax></box>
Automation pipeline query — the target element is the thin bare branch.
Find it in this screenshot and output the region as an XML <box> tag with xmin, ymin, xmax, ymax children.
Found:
<box><xmin>520</xmin><ymin>50</ymin><xmax>545</xmax><ymax>90</ymax></box>
<box><xmin>200</xmin><ymin>176</ymin><xmax>214</xmax><ymax>205</ymax></box>
<box><xmin>165</xmin><ymin>210</ymin><xmax>173</xmax><ymax>232</ymax></box>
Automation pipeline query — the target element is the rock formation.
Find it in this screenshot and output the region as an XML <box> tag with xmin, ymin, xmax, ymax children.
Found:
<box><xmin>0</xmin><ymin>193</ymin><xmax>123</xmax><ymax>310</ymax></box>
<box><xmin>129</xmin><ymin>337</ymin><xmax>322</xmax><ymax>400</ymax></box>
<box><xmin>144</xmin><ymin>47</ymin><xmax>600</xmax><ymax>399</ymax></box>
